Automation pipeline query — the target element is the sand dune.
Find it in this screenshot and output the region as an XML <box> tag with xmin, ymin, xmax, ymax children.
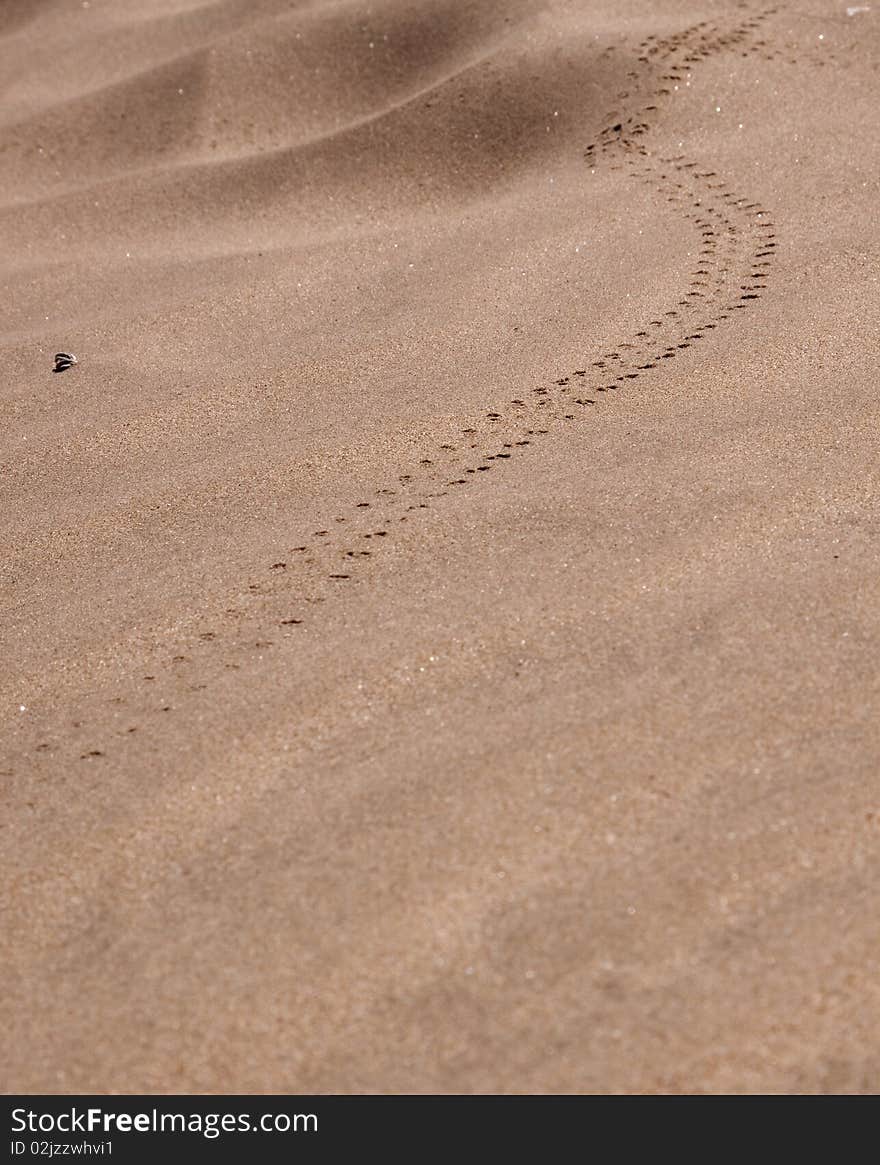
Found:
<box><xmin>2</xmin><ymin>0</ymin><xmax>878</xmax><ymax>1092</ymax></box>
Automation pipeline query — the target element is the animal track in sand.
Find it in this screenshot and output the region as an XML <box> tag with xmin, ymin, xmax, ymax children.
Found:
<box><xmin>19</xmin><ymin>2</ymin><xmax>795</xmax><ymax>764</ymax></box>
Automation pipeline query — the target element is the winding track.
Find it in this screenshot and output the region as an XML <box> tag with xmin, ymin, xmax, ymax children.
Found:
<box><xmin>10</xmin><ymin>2</ymin><xmax>793</xmax><ymax>765</ymax></box>
<box><xmin>245</xmin><ymin>7</ymin><xmax>784</xmax><ymax>615</ymax></box>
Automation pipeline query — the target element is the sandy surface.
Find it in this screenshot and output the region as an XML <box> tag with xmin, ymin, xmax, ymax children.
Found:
<box><xmin>2</xmin><ymin>0</ymin><xmax>878</xmax><ymax>1093</ymax></box>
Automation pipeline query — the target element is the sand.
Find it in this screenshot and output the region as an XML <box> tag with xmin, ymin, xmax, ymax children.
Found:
<box><xmin>1</xmin><ymin>0</ymin><xmax>878</xmax><ymax>1093</ymax></box>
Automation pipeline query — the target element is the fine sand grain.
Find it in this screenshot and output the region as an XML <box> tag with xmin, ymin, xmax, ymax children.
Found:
<box><xmin>2</xmin><ymin>0</ymin><xmax>878</xmax><ymax>1092</ymax></box>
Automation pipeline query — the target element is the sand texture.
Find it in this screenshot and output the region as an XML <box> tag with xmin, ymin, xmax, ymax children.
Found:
<box><xmin>2</xmin><ymin>0</ymin><xmax>879</xmax><ymax>1093</ymax></box>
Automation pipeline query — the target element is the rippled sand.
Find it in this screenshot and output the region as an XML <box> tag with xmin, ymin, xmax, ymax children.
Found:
<box><xmin>2</xmin><ymin>0</ymin><xmax>878</xmax><ymax>1092</ymax></box>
